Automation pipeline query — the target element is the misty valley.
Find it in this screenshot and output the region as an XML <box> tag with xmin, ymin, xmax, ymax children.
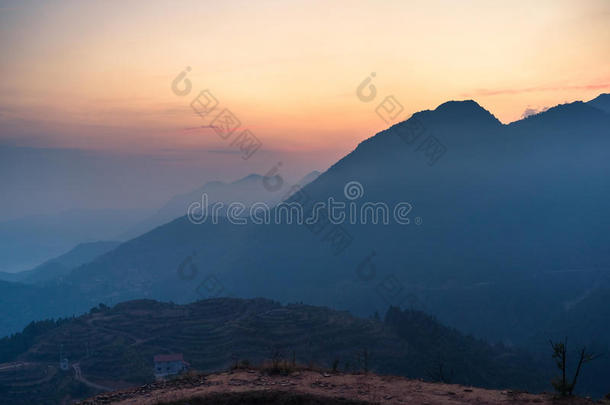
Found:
<box><xmin>1</xmin><ymin>2</ymin><xmax>609</xmax><ymax>404</ymax></box>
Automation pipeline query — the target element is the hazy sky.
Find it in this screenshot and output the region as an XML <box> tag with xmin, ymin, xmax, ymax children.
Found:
<box><xmin>0</xmin><ymin>0</ymin><xmax>609</xmax><ymax>218</ymax></box>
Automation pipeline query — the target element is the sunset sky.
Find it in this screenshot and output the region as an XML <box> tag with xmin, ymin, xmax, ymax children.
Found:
<box><xmin>1</xmin><ymin>0</ymin><xmax>609</xmax><ymax>218</ymax></box>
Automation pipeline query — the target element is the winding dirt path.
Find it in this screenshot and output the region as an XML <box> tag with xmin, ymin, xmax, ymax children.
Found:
<box><xmin>73</xmin><ymin>362</ymin><xmax>113</xmax><ymax>392</ymax></box>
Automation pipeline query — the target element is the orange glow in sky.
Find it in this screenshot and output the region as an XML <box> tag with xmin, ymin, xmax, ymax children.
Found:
<box><xmin>1</xmin><ymin>0</ymin><xmax>609</xmax><ymax>158</ymax></box>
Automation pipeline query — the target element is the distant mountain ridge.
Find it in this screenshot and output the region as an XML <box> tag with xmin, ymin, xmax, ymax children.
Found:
<box><xmin>0</xmin><ymin>241</ymin><xmax>120</xmax><ymax>284</ymax></box>
<box><xmin>121</xmin><ymin>171</ymin><xmax>320</xmax><ymax>239</ymax></box>
<box><xmin>1</xmin><ymin>95</ymin><xmax>609</xmax><ymax>397</ymax></box>
<box><xmin>0</xmin><ymin>209</ymin><xmax>145</xmax><ymax>274</ymax></box>
<box><xmin>587</xmin><ymin>93</ymin><xmax>610</xmax><ymax>114</ymax></box>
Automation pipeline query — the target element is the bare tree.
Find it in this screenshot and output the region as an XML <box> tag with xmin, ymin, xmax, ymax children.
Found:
<box><xmin>550</xmin><ymin>338</ymin><xmax>601</xmax><ymax>396</ymax></box>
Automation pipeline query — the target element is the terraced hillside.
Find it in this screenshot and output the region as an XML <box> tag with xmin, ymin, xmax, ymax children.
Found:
<box><xmin>0</xmin><ymin>298</ymin><xmax>549</xmax><ymax>404</ymax></box>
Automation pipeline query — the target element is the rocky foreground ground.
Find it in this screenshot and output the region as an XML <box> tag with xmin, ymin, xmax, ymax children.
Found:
<box><xmin>76</xmin><ymin>369</ymin><xmax>609</xmax><ymax>405</ymax></box>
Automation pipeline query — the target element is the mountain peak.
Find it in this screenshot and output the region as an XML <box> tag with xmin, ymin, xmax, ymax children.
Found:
<box><xmin>587</xmin><ymin>93</ymin><xmax>610</xmax><ymax>114</ymax></box>
<box><xmin>232</xmin><ymin>173</ymin><xmax>264</xmax><ymax>185</ymax></box>
<box><xmin>588</xmin><ymin>93</ymin><xmax>610</xmax><ymax>102</ymax></box>
<box><xmin>435</xmin><ymin>99</ymin><xmax>482</xmax><ymax>111</ymax></box>
<box><xmin>430</xmin><ymin>99</ymin><xmax>502</xmax><ymax>126</ymax></box>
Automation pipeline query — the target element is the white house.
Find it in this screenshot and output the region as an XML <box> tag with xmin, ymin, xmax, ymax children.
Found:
<box><xmin>153</xmin><ymin>353</ymin><xmax>188</xmax><ymax>379</ymax></box>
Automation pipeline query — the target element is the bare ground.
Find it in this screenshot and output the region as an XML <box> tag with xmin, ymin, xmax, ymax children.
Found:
<box><xmin>76</xmin><ymin>370</ymin><xmax>609</xmax><ymax>405</ymax></box>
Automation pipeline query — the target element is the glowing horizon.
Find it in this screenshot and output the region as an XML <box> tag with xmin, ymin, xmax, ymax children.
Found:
<box><xmin>1</xmin><ymin>0</ymin><xmax>609</xmax><ymax>158</ymax></box>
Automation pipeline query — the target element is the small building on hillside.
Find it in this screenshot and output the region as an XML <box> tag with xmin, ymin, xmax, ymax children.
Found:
<box><xmin>153</xmin><ymin>354</ymin><xmax>188</xmax><ymax>379</ymax></box>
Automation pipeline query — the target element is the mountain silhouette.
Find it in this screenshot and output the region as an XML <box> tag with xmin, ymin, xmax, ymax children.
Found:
<box><xmin>1</xmin><ymin>94</ymin><xmax>609</xmax><ymax>396</ymax></box>
<box><xmin>0</xmin><ymin>241</ymin><xmax>120</xmax><ymax>284</ymax></box>
<box><xmin>121</xmin><ymin>172</ymin><xmax>320</xmax><ymax>239</ymax></box>
<box><xmin>587</xmin><ymin>93</ymin><xmax>610</xmax><ymax>114</ymax></box>
<box><xmin>0</xmin><ymin>209</ymin><xmax>144</xmax><ymax>274</ymax></box>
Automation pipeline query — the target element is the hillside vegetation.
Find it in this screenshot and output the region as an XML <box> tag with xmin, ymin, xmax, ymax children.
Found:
<box><xmin>0</xmin><ymin>298</ymin><xmax>548</xmax><ymax>404</ymax></box>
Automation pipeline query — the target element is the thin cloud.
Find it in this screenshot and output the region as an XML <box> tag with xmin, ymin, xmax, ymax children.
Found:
<box><xmin>521</xmin><ymin>106</ymin><xmax>549</xmax><ymax>119</ymax></box>
<box><xmin>462</xmin><ymin>82</ymin><xmax>610</xmax><ymax>97</ymax></box>
<box><xmin>207</xmin><ymin>149</ymin><xmax>241</xmax><ymax>155</ymax></box>
<box><xmin>177</xmin><ymin>125</ymin><xmax>218</xmax><ymax>134</ymax></box>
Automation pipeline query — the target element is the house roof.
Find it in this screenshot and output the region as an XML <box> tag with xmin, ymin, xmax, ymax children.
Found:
<box><xmin>153</xmin><ymin>353</ymin><xmax>184</xmax><ymax>363</ymax></box>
